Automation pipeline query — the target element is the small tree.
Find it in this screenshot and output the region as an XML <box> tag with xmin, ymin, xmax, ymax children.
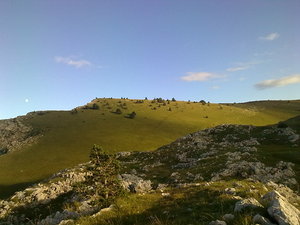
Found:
<box><xmin>92</xmin><ymin>103</ymin><xmax>100</xmax><ymax>110</ymax></box>
<box><xmin>128</xmin><ymin>111</ymin><xmax>136</xmax><ymax>119</ymax></box>
<box><xmin>86</xmin><ymin>145</ymin><xmax>122</xmax><ymax>200</ymax></box>
<box><xmin>71</xmin><ymin>108</ymin><xmax>78</xmax><ymax>114</ymax></box>
<box><xmin>171</xmin><ymin>97</ymin><xmax>176</xmax><ymax>102</ymax></box>
<box><xmin>115</xmin><ymin>108</ymin><xmax>122</xmax><ymax>114</ymax></box>
<box><xmin>200</xmin><ymin>100</ymin><xmax>206</xmax><ymax>105</ymax></box>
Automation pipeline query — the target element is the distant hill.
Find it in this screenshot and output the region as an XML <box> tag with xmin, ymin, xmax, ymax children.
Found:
<box><xmin>0</xmin><ymin>98</ymin><xmax>299</xmax><ymax>198</ymax></box>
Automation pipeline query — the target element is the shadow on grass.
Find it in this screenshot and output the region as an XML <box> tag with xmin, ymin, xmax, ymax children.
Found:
<box><xmin>91</xmin><ymin>188</ymin><xmax>245</xmax><ymax>225</ymax></box>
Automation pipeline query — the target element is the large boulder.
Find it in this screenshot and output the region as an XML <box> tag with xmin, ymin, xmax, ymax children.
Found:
<box><xmin>263</xmin><ymin>191</ymin><xmax>300</xmax><ymax>225</ymax></box>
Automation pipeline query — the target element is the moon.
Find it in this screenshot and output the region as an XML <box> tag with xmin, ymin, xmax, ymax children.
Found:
<box><xmin>25</xmin><ymin>98</ymin><xmax>29</xmax><ymax>103</ymax></box>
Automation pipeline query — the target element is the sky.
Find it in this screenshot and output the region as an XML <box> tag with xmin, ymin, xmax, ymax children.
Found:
<box><xmin>0</xmin><ymin>0</ymin><xmax>299</xmax><ymax>119</ymax></box>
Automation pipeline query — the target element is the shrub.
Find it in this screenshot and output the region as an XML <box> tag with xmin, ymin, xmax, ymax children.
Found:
<box><xmin>71</xmin><ymin>108</ymin><xmax>78</xmax><ymax>114</ymax></box>
<box><xmin>200</xmin><ymin>100</ymin><xmax>206</xmax><ymax>105</ymax></box>
<box><xmin>135</xmin><ymin>100</ymin><xmax>144</xmax><ymax>104</ymax></box>
<box><xmin>277</xmin><ymin>121</ymin><xmax>288</xmax><ymax>128</ymax></box>
<box><xmin>172</xmin><ymin>97</ymin><xmax>176</xmax><ymax>102</ymax></box>
<box><xmin>127</xmin><ymin>111</ymin><xmax>136</xmax><ymax>119</ymax></box>
<box><xmin>83</xmin><ymin>145</ymin><xmax>122</xmax><ymax>201</ymax></box>
<box><xmin>92</xmin><ymin>103</ymin><xmax>99</xmax><ymax>110</ymax></box>
<box><xmin>156</xmin><ymin>98</ymin><xmax>164</xmax><ymax>103</ymax></box>
<box><xmin>0</xmin><ymin>147</ymin><xmax>8</xmax><ymax>155</ymax></box>
<box><xmin>115</xmin><ymin>108</ymin><xmax>122</xmax><ymax>114</ymax></box>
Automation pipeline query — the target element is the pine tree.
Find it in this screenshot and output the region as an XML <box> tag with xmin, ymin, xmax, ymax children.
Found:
<box><xmin>85</xmin><ymin>145</ymin><xmax>122</xmax><ymax>200</ymax></box>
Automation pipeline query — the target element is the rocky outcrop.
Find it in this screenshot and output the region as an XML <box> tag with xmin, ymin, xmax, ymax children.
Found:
<box><xmin>212</xmin><ymin>160</ymin><xmax>297</xmax><ymax>186</ymax></box>
<box><xmin>38</xmin><ymin>210</ymin><xmax>80</xmax><ymax>225</ymax></box>
<box><xmin>0</xmin><ymin>117</ymin><xmax>41</xmax><ymax>155</ymax></box>
<box><xmin>119</xmin><ymin>174</ymin><xmax>152</xmax><ymax>193</ymax></box>
<box><xmin>0</xmin><ymin>164</ymin><xmax>88</xmax><ymax>220</ymax></box>
<box><xmin>263</xmin><ymin>191</ymin><xmax>300</xmax><ymax>225</ymax></box>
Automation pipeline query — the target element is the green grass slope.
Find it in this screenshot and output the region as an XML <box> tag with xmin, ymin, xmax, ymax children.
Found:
<box><xmin>0</xmin><ymin>98</ymin><xmax>299</xmax><ymax>198</ymax></box>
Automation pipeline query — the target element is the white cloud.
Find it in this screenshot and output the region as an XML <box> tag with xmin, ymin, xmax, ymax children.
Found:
<box><xmin>226</xmin><ymin>66</ymin><xmax>249</xmax><ymax>72</ymax></box>
<box><xmin>255</xmin><ymin>74</ymin><xmax>300</xmax><ymax>89</ymax></box>
<box><xmin>259</xmin><ymin>32</ymin><xmax>280</xmax><ymax>41</ymax></box>
<box><xmin>226</xmin><ymin>61</ymin><xmax>263</xmax><ymax>72</ymax></box>
<box><xmin>55</xmin><ymin>56</ymin><xmax>92</xmax><ymax>68</ymax></box>
<box><xmin>181</xmin><ymin>72</ymin><xmax>222</xmax><ymax>82</ymax></box>
<box><xmin>212</xmin><ymin>85</ymin><xmax>220</xmax><ymax>90</ymax></box>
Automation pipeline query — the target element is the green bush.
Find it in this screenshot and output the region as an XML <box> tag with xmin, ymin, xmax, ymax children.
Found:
<box><xmin>277</xmin><ymin>121</ymin><xmax>288</xmax><ymax>128</ymax></box>
<box><xmin>128</xmin><ymin>111</ymin><xmax>136</xmax><ymax>119</ymax></box>
<box><xmin>115</xmin><ymin>108</ymin><xmax>122</xmax><ymax>114</ymax></box>
<box><xmin>78</xmin><ymin>145</ymin><xmax>122</xmax><ymax>202</ymax></box>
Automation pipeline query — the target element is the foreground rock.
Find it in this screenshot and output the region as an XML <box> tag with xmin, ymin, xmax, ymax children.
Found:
<box><xmin>0</xmin><ymin>164</ymin><xmax>88</xmax><ymax>221</ymax></box>
<box><xmin>253</xmin><ymin>214</ymin><xmax>277</xmax><ymax>225</ymax></box>
<box><xmin>263</xmin><ymin>191</ymin><xmax>300</xmax><ymax>225</ymax></box>
<box><xmin>234</xmin><ymin>198</ymin><xmax>263</xmax><ymax>212</ymax></box>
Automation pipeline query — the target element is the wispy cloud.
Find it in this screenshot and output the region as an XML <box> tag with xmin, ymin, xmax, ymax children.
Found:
<box><xmin>255</xmin><ymin>74</ymin><xmax>300</xmax><ymax>89</ymax></box>
<box><xmin>259</xmin><ymin>32</ymin><xmax>280</xmax><ymax>41</ymax></box>
<box><xmin>181</xmin><ymin>72</ymin><xmax>223</xmax><ymax>82</ymax></box>
<box><xmin>226</xmin><ymin>61</ymin><xmax>262</xmax><ymax>72</ymax></box>
<box><xmin>226</xmin><ymin>66</ymin><xmax>249</xmax><ymax>72</ymax></box>
<box><xmin>55</xmin><ymin>56</ymin><xmax>92</xmax><ymax>68</ymax></box>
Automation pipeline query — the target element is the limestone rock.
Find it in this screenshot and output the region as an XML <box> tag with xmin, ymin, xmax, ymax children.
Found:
<box><xmin>253</xmin><ymin>214</ymin><xmax>277</xmax><ymax>225</ymax></box>
<box><xmin>120</xmin><ymin>173</ymin><xmax>152</xmax><ymax>193</ymax></box>
<box><xmin>263</xmin><ymin>191</ymin><xmax>300</xmax><ymax>225</ymax></box>
<box><xmin>209</xmin><ymin>220</ymin><xmax>227</xmax><ymax>225</ymax></box>
<box><xmin>234</xmin><ymin>198</ymin><xmax>263</xmax><ymax>212</ymax></box>
<box><xmin>223</xmin><ymin>214</ymin><xmax>235</xmax><ymax>221</ymax></box>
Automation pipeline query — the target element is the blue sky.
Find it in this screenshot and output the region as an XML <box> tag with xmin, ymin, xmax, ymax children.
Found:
<box><xmin>0</xmin><ymin>0</ymin><xmax>299</xmax><ymax>119</ymax></box>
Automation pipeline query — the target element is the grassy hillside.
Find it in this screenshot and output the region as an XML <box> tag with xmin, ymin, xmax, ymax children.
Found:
<box><xmin>0</xmin><ymin>98</ymin><xmax>299</xmax><ymax>198</ymax></box>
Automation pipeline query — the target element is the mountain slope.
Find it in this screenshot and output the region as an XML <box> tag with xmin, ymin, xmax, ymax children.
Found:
<box><xmin>0</xmin><ymin>98</ymin><xmax>299</xmax><ymax>198</ymax></box>
<box><xmin>0</xmin><ymin>117</ymin><xmax>299</xmax><ymax>225</ymax></box>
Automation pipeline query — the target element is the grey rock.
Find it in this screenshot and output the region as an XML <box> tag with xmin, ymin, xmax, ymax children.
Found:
<box><xmin>263</xmin><ymin>191</ymin><xmax>300</xmax><ymax>225</ymax></box>
<box><xmin>234</xmin><ymin>198</ymin><xmax>263</xmax><ymax>212</ymax></box>
<box><xmin>209</xmin><ymin>220</ymin><xmax>227</xmax><ymax>225</ymax></box>
<box><xmin>120</xmin><ymin>174</ymin><xmax>152</xmax><ymax>193</ymax></box>
<box><xmin>223</xmin><ymin>214</ymin><xmax>235</xmax><ymax>221</ymax></box>
<box><xmin>224</xmin><ymin>188</ymin><xmax>236</xmax><ymax>195</ymax></box>
<box><xmin>253</xmin><ymin>214</ymin><xmax>276</xmax><ymax>225</ymax></box>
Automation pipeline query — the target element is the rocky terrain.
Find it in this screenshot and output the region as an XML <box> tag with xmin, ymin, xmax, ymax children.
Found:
<box><xmin>0</xmin><ymin>117</ymin><xmax>41</xmax><ymax>155</ymax></box>
<box><xmin>0</xmin><ymin>122</ymin><xmax>299</xmax><ymax>225</ymax></box>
